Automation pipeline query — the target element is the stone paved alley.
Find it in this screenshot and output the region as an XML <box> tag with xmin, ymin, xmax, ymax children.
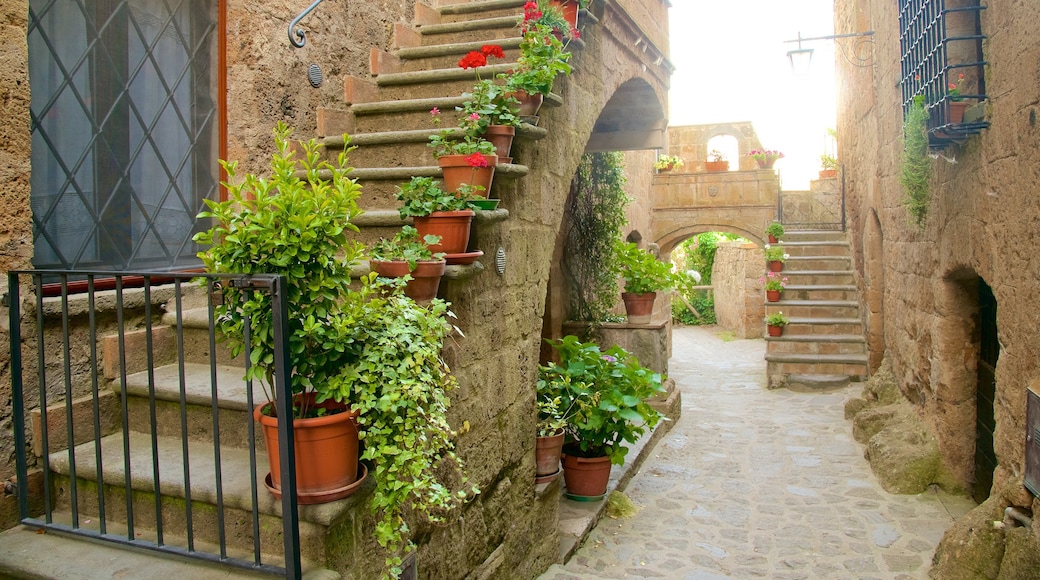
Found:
<box><xmin>540</xmin><ymin>325</ymin><xmax>975</xmax><ymax>580</ymax></box>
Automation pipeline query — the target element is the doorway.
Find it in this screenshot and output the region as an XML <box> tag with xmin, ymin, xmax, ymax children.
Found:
<box><xmin>973</xmin><ymin>279</ymin><xmax>998</xmax><ymax>503</ymax></box>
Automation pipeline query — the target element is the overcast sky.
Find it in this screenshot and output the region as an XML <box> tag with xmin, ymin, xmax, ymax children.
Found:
<box><xmin>667</xmin><ymin>0</ymin><xmax>838</xmax><ymax>188</ymax></box>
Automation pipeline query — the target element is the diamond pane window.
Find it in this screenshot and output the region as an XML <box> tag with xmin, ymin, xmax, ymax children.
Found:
<box><xmin>898</xmin><ymin>0</ymin><xmax>988</xmax><ymax>148</ymax></box>
<box><xmin>28</xmin><ymin>0</ymin><xmax>219</xmax><ymax>271</ymax></box>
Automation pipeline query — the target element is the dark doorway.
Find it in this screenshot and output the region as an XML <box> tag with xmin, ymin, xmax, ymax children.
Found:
<box><xmin>973</xmin><ymin>279</ymin><xmax>998</xmax><ymax>503</ymax></box>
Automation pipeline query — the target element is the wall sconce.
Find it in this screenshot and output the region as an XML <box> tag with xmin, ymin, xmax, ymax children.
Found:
<box><xmin>784</xmin><ymin>31</ymin><xmax>876</xmax><ymax>73</ymax></box>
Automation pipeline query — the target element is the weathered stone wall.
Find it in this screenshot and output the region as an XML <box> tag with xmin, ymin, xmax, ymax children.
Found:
<box><xmin>664</xmin><ymin>123</ymin><xmax>765</xmax><ymax>172</ymax></box>
<box><xmin>836</xmin><ymin>0</ymin><xmax>1040</xmax><ymax>572</ymax></box>
<box><xmin>779</xmin><ymin>176</ymin><xmax>842</xmax><ymax>229</ymax></box>
<box><xmin>712</xmin><ymin>242</ymin><xmax>764</xmax><ymax>339</ymax></box>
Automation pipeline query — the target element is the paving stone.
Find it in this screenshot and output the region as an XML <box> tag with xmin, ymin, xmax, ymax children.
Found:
<box><xmin>541</xmin><ymin>326</ymin><xmax>967</xmax><ymax>580</ymax></box>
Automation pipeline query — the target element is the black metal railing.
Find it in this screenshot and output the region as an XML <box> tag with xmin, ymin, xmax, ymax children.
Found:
<box><xmin>7</xmin><ymin>270</ymin><xmax>301</xmax><ymax>579</ymax></box>
<box><xmin>776</xmin><ymin>170</ymin><xmax>847</xmax><ymax>232</ymax></box>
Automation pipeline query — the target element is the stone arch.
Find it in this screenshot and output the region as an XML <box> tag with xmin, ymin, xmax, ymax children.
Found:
<box><xmin>863</xmin><ymin>209</ymin><xmax>884</xmax><ymax>372</ymax></box>
<box><xmin>586</xmin><ymin>77</ymin><xmax>667</xmax><ymax>153</ymax></box>
<box><xmin>656</xmin><ymin>223</ymin><xmax>763</xmax><ymax>259</ymax></box>
<box><xmin>667</xmin><ymin>122</ymin><xmax>766</xmax><ymax>172</ymax></box>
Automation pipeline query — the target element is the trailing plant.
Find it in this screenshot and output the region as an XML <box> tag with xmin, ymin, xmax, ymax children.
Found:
<box><xmin>396</xmin><ymin>177</ymin><xmax>481</xmax><ymax>218</ymax></box>
<box><xmin>614</xmin><ymin>239</ymin><xmax>678</xmax><ymax>294</ymax></box>
<box><xmin>765</xmin><ymin>221</ymin><xmax>784</xmax><ymax>238</ymax></box>
<box><xmin>900</xmin><ymin>95</ymin><xmax>931</xmax><ymax>226</ymax></box>
<box><xmin>539</xmin><ymin>336</ymin><xmax>665</xmax><ymax>464</ymax></box>
<box><xmin>194</xmin><ymin>122</ymin><xmax>364</xmax><ymax>418</ymax></box>
<box><xmin>564</xmin><ymin>152</ymin><xmax>630</xmax><ymax>322</ymax></box>
<box><xmin>371</xmin><ymin>226</ymin><xmax>445</xmax><ymax>270</ymax></box>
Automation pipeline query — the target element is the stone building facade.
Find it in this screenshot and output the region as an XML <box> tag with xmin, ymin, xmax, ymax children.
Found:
<box><xmin>0</xmin><ymin>0</ymin><xmax>673</xmax><ymax>577</ymax></box>
<box><xmin>835</xmin><ymin>0</ymin><xmax>1040</xmax><ymax>573</ymax></box>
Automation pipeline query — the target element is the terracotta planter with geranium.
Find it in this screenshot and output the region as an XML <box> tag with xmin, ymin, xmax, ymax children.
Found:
<box><xmin>747</xmin><ymin>149</ymin><xmax>784</xmax><ymax>169</ymax></box>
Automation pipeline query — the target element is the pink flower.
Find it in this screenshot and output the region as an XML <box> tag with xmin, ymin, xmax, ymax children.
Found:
<box><xmin>468</xmin><ymin>112</ymin><xmax>480</xmax><ymax>121</ymax></box>
<box><xmin>430</xmin><ymin>107</ymin><xmax>440</xmax><ymax>116</ymax></box>
<box><xmin>465</xmin><ymin>153</ymin><xmax>488</xmax><ymax>168</ymax></box>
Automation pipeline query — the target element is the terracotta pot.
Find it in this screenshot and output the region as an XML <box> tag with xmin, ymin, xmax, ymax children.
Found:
<box><xmin>508</xmin><ymin>91</ymin><xmax>543</xmax><ymax>117</ymax></box>
<box><xmin>657</xmin><ymin>165</ymin><xmax>672</xmax><ymax>173</ymax></box>
<box><xmin>768</xmin><ymin>260</ymin><xmax>784</xmax><ymax>273</ymax></box>
<box><xmin>483</xmin><ymin>125</ymin><xmax>516</xmax><ymax>162</ymax></box>
<box><xmin>536</xmin><ymin>431</ymin><xmax>565</xmax><ymax>478</ymax></box>
<box><xmin>413</xmin><ymin>210</ymin><xmax>474</xmax><ymax>254</ymax></box>
<box><xmin>550</xmin><ymin>0</ymin><xmax>579</xmax><ymax>28</ymax></box>
<box><xmin>948</xmin><ymin>101</ymin><xmax>969</xmax><ymax>124</ymax></box>
<box><xmin>438</xmin><ymin>154</ymin><xmax>497</xmax><ymax>197</ymax></box>
<box><xmin>705</xmin><ymin>160</ymin><xmax>729</xmax><ymax>172</ymax></box>
<box><xmin>562</xmin><ymin>452</ymin><xmax>611</xmax><ymax>498</ymax></box>
<box><xmin>766</xmin><ymin>289</ymin><xmax>781</xmax><ymax>302</ymax></box>
<box><xmin>767</xmin><ymin>234</ymin><xmax>779</xmax><ymax>244</ymax></box>
<box><xmin>818</xmin><ymin>169</ymin><xmax>837</xmax><ymax>178</ymax></box>
<box><xmin>621</xmin><ymin>291</ymin><xmax>656</xmax><ymax>324</ymax></box>
<box><xmin>767</xmin><ymin>324</ymin><xmax>784</xmax><ymax>337</ymax></box>
<box><xmin>254</xmin><ymin>394</ymin><xmax>360</xmax><ymax>504</ymax></box>
<box><xmin>370</xmin><ymin>259</ymin><xmax>446</xmax><ymax>303</ymax></box>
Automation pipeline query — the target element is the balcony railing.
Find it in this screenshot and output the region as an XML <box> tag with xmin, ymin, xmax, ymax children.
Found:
<box><xmin>7</xmin><ymin>270</ymin><xmax>302</xmax><ymax>578</ymax></box>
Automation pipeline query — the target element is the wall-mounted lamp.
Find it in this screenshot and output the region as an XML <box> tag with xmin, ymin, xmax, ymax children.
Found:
<box><xmin>784</xmin><ymin>31</ymin><xmax>876</xmax><ymax>73</ymax></box>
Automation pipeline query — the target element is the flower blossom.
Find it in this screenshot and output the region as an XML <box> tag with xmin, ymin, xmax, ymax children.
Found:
<box><xmin>523</xmin><ymin>1</ymin><xmax>542</xmax><ymax>22</ymax></box>
<box><xmin>601</xmin><ymin>355</ymin><xmax>617</xmax><ymax>363</ymax></box>
<box><xmin>465</xmin><ymin>152</ymin><xmax>488</xmax><ymax>168</ymax></box>
<box><xmin>468</xmin><ymin>112</ymin><xmax>480</xmax><ymax>121</ymax></box>
<box><xmin>481</xmin><ymin>45</ymin><xmax>505</xmax><ymax>59</ymax></box>
<box><xmin>458</xmin><ymin>51</ymin><xmax>487</xmax><ymax>69</ymax></box>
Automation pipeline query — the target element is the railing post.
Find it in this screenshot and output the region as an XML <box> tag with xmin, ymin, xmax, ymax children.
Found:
<box><xmin>270</xmin><ymin>275</ymin><xmax>301</xmax><ymax>580</ymax></box>
<box><xmin>8</xmin><ymin>272</ymin><xmax>28</xmax><ymax>520</ymax></box>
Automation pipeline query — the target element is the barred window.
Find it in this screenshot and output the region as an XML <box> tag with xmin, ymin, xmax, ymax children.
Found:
<box><xmin>898</xmin><ymin>0</ymin><xmax>987</xmax><ymax>147</ymax></box>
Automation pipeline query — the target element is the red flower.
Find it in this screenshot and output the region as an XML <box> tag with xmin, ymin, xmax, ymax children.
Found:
<box><xmin>570</xmin><ymin>27</ymin><xmax>580</xmax><ymax>39</ymax></box>
<box><xmin>481</xmin><ymin>44</ymin><xmax>505</xmax><ymax>59</ymax></box>
<box><xmin>523</xmin><ymin>1</ymin><xmax>542</xmax><ymax>21</ymax></box>
<box><xmin>458</xmin><ymin>51</ymin><xmax>487</xmax><ymax>69</ymax></box>
<box><xmin>465</xmin><ymin>153</ymin><xmax>489</xmax><ymax>168</ymax></box>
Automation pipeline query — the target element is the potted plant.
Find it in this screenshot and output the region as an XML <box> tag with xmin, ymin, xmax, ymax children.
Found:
<box><xmin>947</xmin><ymin>72</ymin><xmax>969</xmax><ymax>123</ymax></box>
<box><xmin>535</xmin><ymin>373</ymin><xmax>584</xmax><ymax>483</ymax></box>
<box><xmin>459</xmin><ymin>77</ymin><xmax>521</xmax><ymax>162</ymax></box>
<box><xmin>747</xmin><ymin>148</ymin><xmax>784</xmax><ymax>169</ymax></box>
<box><xmin>194</xmin><ymin>122</ymin><xmax>369</xmax><ymax>504</ymax></box>
<box><xmin>549</xmin><ymin>0</ymin><xmax>590</xmax><ymax>29</ymax></box>
<box><xmin>765</xmin><ymin>221</ymin><xmax>784</xmax><ymax>243</ymax></box>
<box><xmin>760</xmin><ymin>271</ymin><xmax>788</xmax><ymax>303</ymax></box>
<box><xmin>506</xmin><ymin>3</ymin><xmax>573</xmax><ymax>117</ymax></box>
<box><xmin>705</xmin><ymin>149</ymin><xmax>729</xmax><ymax>172</ymax></box>
<box><xmin>764</xmin><ymin>243</ymin><xmax>789</xmax><ymax>272</ymax></box>
<box><xmin>396</xmin><ymin>177</ymin><xmax>481</xmax><ymax>256</ymax></box>
<box><xmin>819</xmin><ymin>154</ymin><xmax>839</xmax><ymax>178</ymax></box>
<box><xmin>654</xmin><ymin>154</ymin><xmax>684</xmax><ymax>173</ymax></box>
<box><xmin>540</xmin><ymin>335</ymin><xmax>665</xmax><ymax>499</ymax></box>
<box><xmin>370</xmin><ymin>226</ymin><xmax>447</xmax><ymax>303</ymax></box>
<box><xmin>428</xmin><ymin>110</ymin><xmax>497</xmax><ymax>195</ymax></box>
<box><xmin>613</xmin><ymin>239</ymin><xmax>677</xmax><ymax>324</ymax></box>
<box><xmin>765</xmin><ymin>311</ymin><xmax>790</xmax><ymax>337</ymax></box>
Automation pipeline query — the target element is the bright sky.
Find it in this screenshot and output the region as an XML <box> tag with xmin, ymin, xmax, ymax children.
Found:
<box><xmin>666</xmin><ymin>0</ymin><xmax>837</xmax><ymax>189</ymax></box>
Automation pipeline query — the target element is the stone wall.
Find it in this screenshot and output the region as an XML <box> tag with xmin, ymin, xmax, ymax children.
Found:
<box><xmin>712</xmin><ymin>242</ymin><xmax>764</xmax><ymax>339</ymax></box>
<box><xmin>779</xmin><ymin>176</ymin><xmax>842</xmax><ymax>229</ymax></box>
<box><xmin>836</xmin><ymin>0</ymin><xmax>1040</xmax><ymax>572</ymax></box>
<box><xmin>664</xmin><ymin>122</ymin><xmax>765</xmax><ymax>172</ymax></box>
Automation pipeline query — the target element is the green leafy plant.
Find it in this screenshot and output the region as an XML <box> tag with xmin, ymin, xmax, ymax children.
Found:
<box><xmin>613</xmin><ymin>240</ymin><xmax>678</xmax><ymax>294</ymax></box>
<box><xmin>396</xmin><ymin>177</ymin><xmax>481</xmax><ymax>218</ymax></box>
<box><xmin>507</xmin><ymin>3</ymin><xmax>573</xmax><ymax>96</ymax></box>
<box><xmin>536</xmin><ymin>372</ymin><xmax>585</xmax><ymax>437</ymax></box>
<box><xmin>565</xmin><ymin>152</ymin><xmax>630</xmax><ymax>322</ymax></box>
<box><xmin>765</xmin><ymin>221</ymin><xmax>784</xmax><ymax>238</ymax></box>
<box><xmin>763</xmin><ymin>243</ymin><xmax>788</xmax><ymax>263</ymax></box>
<box><xmin>654</xmin><ymin>155</ymin><xmax>684</xmax><ymax>170</ymax></box>
<box><xmin>820</xmin><ymin>153</ymin><xmax>839</xmax><ymax>170</ymax></box>
<box><xmin>765</xmin><ymin>311</ymin><xmax>790</xmax><ymax>326</ymax></box>
<box><xmin>760</xmin><ymin>271</ymin><xmax>788</xmax><ymax>291</ymax></box>
<box><xmin>371</xmin><ymin>226</ymin><xmax>445</xmax><ymax>270</ymax></box>
<box><xmin>948</xmin><ymin>72</ymin><xmax>965</xmax><ymax>101</ymax></box>
<box><xmin>747</xmin><ymin>149</ymin><xmax>784</xmax><ymax>164</ymax></box>
<box><xmin>460</xmin><ymin>79</ymin><xmax>521</xmax><ymax>131</ymax></box>
<box><xmin>194</xmin><ymin>122</ymin><xmax>365</xmax><ymax>417</ymax></box>
<box><xmin>900</xmin><ymin>95</ymin><xmax>931</xmax><ymax>226</ymax></box>
<box><xmin>427</xmin><ymin>124</ymin><xmax>495</xmax><ymax>159</ymax></box>
<box><xmin>539</xmin><ymin>336</ymin><xmax>665</xmax><ymax>464</ymax></box>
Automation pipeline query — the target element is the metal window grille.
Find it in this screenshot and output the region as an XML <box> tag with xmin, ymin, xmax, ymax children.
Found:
<box><xmin>898</xmin><ymin>0</ymin><xmax>988</xmax><ymax>148</ymax></box>
<box><xmin>28</xmin><ymin>0</ymin><xmax>218</xmax><ymax>273</ymax></box>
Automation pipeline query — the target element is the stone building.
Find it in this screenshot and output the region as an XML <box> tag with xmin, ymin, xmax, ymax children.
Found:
<box><xmin>835</xmin><ymin>0</ymin><xmax>1040</xmax><ymax>573</ymax></box>
<box><xmin>0</xmin><ymin>0</ymin><xmax>674</xmax><ymax>577</ymax></box>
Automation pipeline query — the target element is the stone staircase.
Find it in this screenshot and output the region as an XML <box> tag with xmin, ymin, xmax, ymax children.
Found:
<box><xmin>764</xmin><ymin>230</ymin><xmax>868</xmax><ymax>389</ymax></box>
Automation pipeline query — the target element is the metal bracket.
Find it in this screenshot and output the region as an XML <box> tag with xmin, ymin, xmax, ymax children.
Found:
<box><xmin>288</xmin><ymin>0</ymin><xmax>325</xmax><ymax>48</ymax></box>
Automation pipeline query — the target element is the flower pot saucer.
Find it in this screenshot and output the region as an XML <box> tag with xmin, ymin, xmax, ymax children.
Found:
<box><xmin>534</xmin><ymin>467</ymin><xmax>562</xmax><ymax>485</ymax></box>
<box><xmin>264</xmin><ymin>463</ymin><xmax>368</xmax><ymax>504</ymax></box>
<box><xmin>445</xmin><ymin>250</ymin><xmax>483</xmax><ymax>265</ymax></box>
<box><xmin>563</xmin><ymin>490</ymin><xmax>605</xmax><ymax>502</ymax></box>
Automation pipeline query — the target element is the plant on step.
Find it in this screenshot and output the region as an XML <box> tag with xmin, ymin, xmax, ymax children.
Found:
<box><xmin>759</xmin><ymin>271</ymin><xmax>788</xmax><ymax>291</ymax></box>
<box><xmin>322</xmin><ymin>275</ymin><xmax>479</xmax><ymax>579</ymax></box>
<box><xmin>747</xmin><ymin>149</ymin><xmax>784</xmax><ymax>166</ymax></box>
<box><xmin>194</xmin><ymin>122</ymin><xmax>365</xmax><ymax>418</ymax></box>
<box><xmin>536</xmin><ymin>372</ymin><xmax>585</xmax><ymax>437</ymax></box>
<box><xmin>707</xmin><ymin>149</ymin><xmax>727</xmax><ymax>162</ymax></box>
<box><xmin>428</xmin><ymin>110</ymin><xmax>495</xmax><ymax>159</ymax></box>
<box><xmin>459</xmin><ymin>78</ymin><xmax>522</xmax><ymax>132</ymax></box>
<box><xmin>765</xmin><ymin>221</ymin><xmax>784</xmax><ymax>238</ymax></box>
<box><xmin>820</xmin><ymin>153</ymin><xmax>839</xmax><ymax>170</ymax></box>
<box><xmin>371</xmin><ymin>226</ymin><xmax>444</xmax><ymax>270</ymax></box>
<box><xmin>507</xmin><ymin>2</ymin><xmax>573</xmax><ymax>96</ymax></box>
<box><xmin>613</xmin><ymin>239</ymin><xmax>678</xmax><ymax>294</ymax></box>
<box><xmin>654</xmin><ymin>154</ymin><xmax>684</xmax><ymax>171</ymax></box>
<box><xmin>539</xmin><ymin>335</ymin><xmax>665</xmax><ymax>464</ymax></box>
<box><xmin>900</xmin><ymin>94</ymin><xmax>931</xmax><ymax>226</ymax></box>
<box><xmin>765</xmin><ymin>311</ymin><xmax>790</xmax><ymax>327</ymax></box>
<box><xmin>396</xmin><ymin>177</ymin><xmax>483</xmax><ymax>218</ymax></box>
<box><xmin>763</xmin><ymin>243</ymin><xmax>789</xmax><ymax>263</ymax></box>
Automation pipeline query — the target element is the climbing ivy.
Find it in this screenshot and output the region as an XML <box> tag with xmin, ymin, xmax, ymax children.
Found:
<box><xmin>563</xmin><ymin>151</ymin><xmax>630</xmax><ymax>323</ymax></box>
<box><xmin>900</xmin><ymin>96</ymin><xmax>932</xmax><ymax>226</ymax></box>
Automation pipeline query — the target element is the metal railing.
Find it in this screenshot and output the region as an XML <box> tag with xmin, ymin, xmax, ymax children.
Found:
<box><xmin>7</xmin><ymin>270</ymin><xmax>301</xmax><ymax>578</ymax></box>
<box><xmin>776</xmin><ymin>169</ymin><xmax>847</xmax><ymax>232</ymax></box>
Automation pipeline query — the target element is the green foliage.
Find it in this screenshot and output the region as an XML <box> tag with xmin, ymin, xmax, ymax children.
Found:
<box><xmin>765</xmin><ymin>311</ymin><xmax>790</xmax><ymax>326</ymax></box>
<box><xmin>539</xmin><ymin>336</ymin><xmax>665</xmax><ymax>465</ymax></box>
<box><xmin>820</xmin><ymin>153</ymin><xmax>839</xmax><ymax>170</ymax></box>
<box><xmin>900</xmin><ymin>96</ymin><xmax>932</xmax><ymax>226</ymax></box>
<box><xmin>765</xmin><ymin>221</ymin><xmax>784</xmax><ymax>238</ymax></box>
<box><xmin>763</xmin><ymin>243</ymin><xmax>788</xmax><ymax>263</ymax></box>
<box><xmin>613</xmin><ymin>240</ymin><xmax>677</xmax><ymax>294</ymax></box>
<box><xmin>507</xmin><ymin>4</ymin><xmax>572</xmax><ymax>96</ymax></box>
<box><xmin>193</xmin><ymin>122</ymin><xmax>364</xmax><ymax>414</ymax></box>
<box><xmin>460</xmin><ymin>79</ymin><xmax>521</xmax><ymax>130</ymax></box>
<box><xmin>396</xmin><ymin>177</ymin><xmax>480</xmax><ymax>219</ymax></box>
<box><xmin>678</xmin><ymin>232</ymin><xmax>738</xmax><ymax>285</ymax></box>
<box><xmin>654</xmin><ymin>155</ymin><xmax>684</xmax><ymax>170</ymax></box>
<box><xmin>371</xmin><ymin>226</ymin><xmax>444</xmax><ymax>270</ymax></box>
<box><xmin>565</xmin><ymin>152</ymin><xmax>630</xmax><ymax>322</ymax></box>
<box><xmin>671</xmin><ymin>287</ymin><xmax>716</xmax><ymax>326</ymax></box>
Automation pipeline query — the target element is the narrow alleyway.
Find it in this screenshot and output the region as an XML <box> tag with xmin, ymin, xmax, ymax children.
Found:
<box><xmin>540</xmin><ymin>325</ymin><xmax>974</xmax><ymax>579</ymax></box>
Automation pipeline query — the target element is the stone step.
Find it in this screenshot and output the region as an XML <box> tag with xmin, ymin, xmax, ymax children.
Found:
<box><xmin>765</xmin><ymin>334</ymin><xmax>867</xmax><ymax>356</ymax></box>
<box><xmin>373</xmin><ymin>62</ymin><xmax>518</xmax><ymax>101</ymax></box>
<box><xmin>782</xmin><ymin>255</ymin><xmax>852</xmax><ymax>271</ymax></box>
<box><xmin>766</xmin><ymin>356</ymin><xmax>868</xmax><ymax>382</ymax></box>
<box><xmin>418</xmin><ymin>15</ymin><xmax>525</xmax><ymax>46</ymax></box>
<box><xmin>782</xmin><ymin>285</ymin><xmax>858</xmax><ymax>301</ymax></box>
<box><xmin>395</xmin><ymin>38</ymin><xmax>524</xmax><ymax>72</ymax></box>
<box><xmin>781</xmin><ymin>230</ymin><xmax>847</xmax><ymax>243</ymax></box>
<box><xmin>777</xmin><ymin>240</ymin><xmax>850</xmax><ymax>257</ymax></box>
<box><xmin>765</xmin><ymin>299</ymin><xmax>859</xmax><ymax>319</ymax></box>
<box><xmin>436</xmin><ymin>0</ymin><xmax>527</xmax><ymax>20</ymax></box>
<box><xmin>783</xmin><ymin>317</ymin><xmax>864</xmax><ymax>336</ymax></box>
<box><xmin>47</xmin><ymin>431</ymin><xmax>363</xmax><ymax>566</ymax></box>
<box><xmin>342</xmin><ymin>92</ymin><xmax>560</xmax><ymax>134</ymax></box>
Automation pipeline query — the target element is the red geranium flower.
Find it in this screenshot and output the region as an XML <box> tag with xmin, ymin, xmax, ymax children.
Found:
<box><xmin>481</xmin><ymin>44</ymin><xmax>505</xmax><ymax>59</ymax></box>
<box><xmin>523</xmin><ymin>1</ymin><xmax>542</xmax><ymax>21</ymax></box>
<box><xmin>466</xmin><ymin>153</ymin><xmax>489</xmax><ymax>168</ymax></box>
<box><xmin>458</xmin><ymin>51</ymin><xmax>487</xmax><ymax>69</ymax></box>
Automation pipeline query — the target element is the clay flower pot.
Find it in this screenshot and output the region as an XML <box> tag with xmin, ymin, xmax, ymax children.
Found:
<box><xmin>705</xmin><ymin>160</ymin><xmax>729</xmax><ymax>172</ymax></box>
<box><xmin>438</xmin><ymin>154</ymin><xmax>497</xmax><ymax>196</ymax></box>
<box><xmin>562</xmin><ymin>451</ymin><xmax>611</xmax><ymax>499</ymax></box>
<box><xmin>621</xmin><ymin>291</ymin><xmax>657</xmax><ymax>324</ymax></box>
<box><xmin>767</xmin><ymin>324</ymin><xmax>784</xmax><ymax>337</ymax></box>
<box><xmin>550</xmin><ymin>0</ymin><xmax>579</xmax><ymax>27</ymax></box>
<box><xmin>483</xmin><ymin>125</ymin><xmax>516</xmax><ymax>162</ymax></box>
<box><xmin>413</xmin><ymin>210</ymin><xmax>475</xmax><ymax>255</ymax></box>
<box><xmin>766</xmin><ymin>289</ymin><xmax>781</xmax><ymax>302</ymax></box>
<box><xmin>535</xmin><ymin>430</ymin><xmax>565</xmax><ymax>482</ymax></box>
<box><xmin>768</xmin><ymin>260</ymin><xmax>784</xmax><ymax>273</ymax></box>
<box><xmin>370</xmin><ymin>259</ymin><xmax>447</xmax><ymax>303</ymax></box>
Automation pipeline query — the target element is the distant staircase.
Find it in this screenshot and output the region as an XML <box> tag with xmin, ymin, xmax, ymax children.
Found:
<box><xmin>764</xmin><ymin>230</ymin><xmax>868</xmax><ymax>389</ymax></box>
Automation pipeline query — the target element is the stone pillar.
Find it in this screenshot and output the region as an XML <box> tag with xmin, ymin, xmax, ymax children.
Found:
<box><xmin>713</xmin><ymin>242</ymin><xmax>764</xmax><ymax>338</ymax></box>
